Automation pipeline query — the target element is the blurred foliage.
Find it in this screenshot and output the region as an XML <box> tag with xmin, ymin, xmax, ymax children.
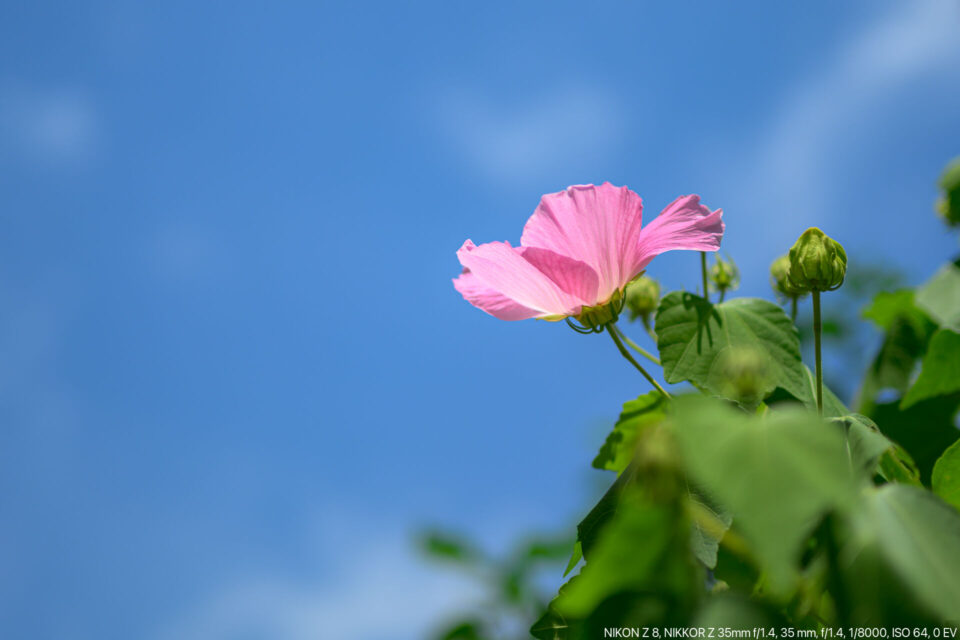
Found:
<box><xmin>417</xmin><ymin>529</ymin><xmax>573</xmax><ymax>640</ymax></box>
<box><xmin>591</xmin><ymin>391</ymin><xmax>667</xmax><ymax>474</ymax></box>
<box><xmin>425</xmin><ymin>159</ymin><xmax>960</xmax><ymax>637</ymax></box>
<box><xmin>936</xmin><ymin>157</ymin><xmax>960</xmax><ymax>227</ymax></box>
<box><xmin>797</xmin><ymin>259</ymin><xmax>907</xmax><ymax>401</ymax></box>
<box><xmin>933</xmin><ymin>438</ymin><xmax>960</xmax><ymax>510</ymax></box>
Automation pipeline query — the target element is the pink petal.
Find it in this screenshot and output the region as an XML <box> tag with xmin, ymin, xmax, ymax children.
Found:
<box><xmin>517</xmin><ymin>246</ymin><xmax>599</xmax><ymax>306</ymax></box>
<box><xmin>455</xmin><ymin>240</ymin><xmax>591</xmax><ymax>317</ymax></box>
<box><xmin>453</xmin><ymin>269</ymin><xmax>540</xmax><ymax>321</ymax></box>
<box><xmin>632</xmin><ymin>195</ymin><xmax>724</xmax><ymax>274</ymax></box>
<box><xmin>520</xmin><ymin>183</ymin><xmax>645</xmax><ymax>303</ymax></box>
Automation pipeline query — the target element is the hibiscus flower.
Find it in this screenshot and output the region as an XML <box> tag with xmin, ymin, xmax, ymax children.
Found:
<box><xmin>453</xmin><ymin>182</ymin><xmax>724</xmax><ymax>328</ymax></box>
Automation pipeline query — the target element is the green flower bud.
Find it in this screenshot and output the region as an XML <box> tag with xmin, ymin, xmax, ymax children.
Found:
<box><xmin>936</xmin><ymin>157</ymin><xmax>960</xmax><ymax>227</ymax></box>
<box><xmin>786</xmin><ymin>227</ymin><xmax>847</xmax><ymax>293</ymax></box>
<box><xmin>711</xmin><ymin>346</ymin><xmax>775</xmax><ymax>408</ymax></box>
<box><xmin>709</xmin><ymin>255</ymin><xmax>740</xmax><ymax>294</ymax></box>
<box><xmin>624</xmin><ymin>276</ymin><xmax>660</xmax><ymax>322</ymax></box>
<box><xmin>769</xmin><ymin>254</ymin><xmax>807</xmax><ymax>299</ymax></box>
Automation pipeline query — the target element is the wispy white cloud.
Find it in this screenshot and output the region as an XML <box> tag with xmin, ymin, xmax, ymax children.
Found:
<box><xmin>155</xmin><ymin>514</ymin><xmax>485</xmax><ymax>640</ymax></box>
<box><xmin>437</xmin><ymin>84</ymin><xmax>624</xmax><ymax>186</ymax></box>
<box><xmin>738</xmin><ymin>0</ymin><xmax>960</xmax><ymax>229</ymax></box>
<box><xmin>0</xmin><ymin>83</ymin><xmax>99</xmax><ymax>167</ymax></box>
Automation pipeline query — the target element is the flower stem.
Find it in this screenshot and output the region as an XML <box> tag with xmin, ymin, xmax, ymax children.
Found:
<box><xmin>812</xmin><ymin>290</ymin><xmax>823</xmax><ymax>416</ymax></box>
<box><xmin>641</xmin><ymin>316</ymin><xmax>657</xmax><ymax>342</ymax></box>
<box><xmin>700</xmin><ymin>252</ymin><xmax>709</xmax><ymax>301</ymax></box>
<box><xmin>790</xmin><ymin>296</ymin><xmax>798</xmax><ymax>322</ymax></box>
<box><xmin>608</xmin><ymin>323</ymin><xmax>671</xmax><ymax>400</ymax></box>
<box><xmin>612</xmin><ymin>325</ymin><xmax>660</xmax><ymax>365</ymax></box>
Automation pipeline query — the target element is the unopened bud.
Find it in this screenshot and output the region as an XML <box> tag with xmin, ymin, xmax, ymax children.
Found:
<box><xmin>786</xmin><ymin>228</ymin><xmax>847</xmax><ymax>293</ymax></box>
<box><xmin>712</xmin><ymin>346</ymin><xmax>775</xmax><ymax>408</ymax></box>
<box><xmin>769</xmin><ymin>254</ymin><xmax>806</xmax><ymax>300</ymax></box>
<box><xmin>709</xmin><ymin>255</ymin><xmax>740</xmax><ymax>295</ymax></box>
<box><xmin>634</xmin><ymin>426</ymin><xmax>684</xmax><ymax>504</ymax></box>
<box><xmin>624</xmin><ymin>276</ymin><xmax>660</xmax><ymax>322</ymax></box>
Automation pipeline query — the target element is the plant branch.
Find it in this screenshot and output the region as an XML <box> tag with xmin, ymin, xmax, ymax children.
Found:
<box><xmin>612</xmin><ymin>325</ymin><xmax>660</xmax><ymax>365</ymax></box>
<box><xmin>607</xmin><ymin>323</ymin><xmax>671</xmax><ymax>400</ymax></box>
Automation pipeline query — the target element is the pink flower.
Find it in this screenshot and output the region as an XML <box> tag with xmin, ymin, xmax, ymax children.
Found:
<box><xmin>453</xmin><ymin>183</ymin><xmax>724</xmax><ymax>321</ymax></box>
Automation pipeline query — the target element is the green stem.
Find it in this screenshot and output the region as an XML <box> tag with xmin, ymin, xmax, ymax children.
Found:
<box><xmin>700</xmin><ymin>252</ymin><xmax>709</xmax><ymax>301</ymax></box>
<box><xmin>790</xmin><ymin>296</ymin><xmax>798</xmax><ymax>322</ymax></box>
<box><xmin>612</xmin><ymin>325</ymin><xmax>660</xmax><ymax>365</ymax></box>
<box><xmin>812</xmin><ymin>290</ymin><xmax>823</xmax><ymax>416</ymax></box>
<box><xmin>608</xmin><ymin>323</ymin><xmax>671</xmax><ymax>400</ymax></box>
<box><xmin>641</xmin><ymin>315</ymin><xmax>657</xmax><ymax>342</ymax></box>
<box><xmin>718</xmin><ymin>288</ymin><xmax>726</xmax><ymax>303</ymax></box>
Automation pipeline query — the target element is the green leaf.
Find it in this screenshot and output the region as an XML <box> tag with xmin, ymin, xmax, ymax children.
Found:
<box><xmin>869</xmin><ymin>394</ymin><xmax>960</xmax><ymax>485</ymax></box>
<box><xmin>688</xmin><ymin>488</ymin><xmax>731</xmax><ymax>570</ymax></box>
<box><xmin>932</xmin><ymin>438</ymin><xmax>960</xmax><ymax>510</ymax></box>
<box><xmin>849</xmin><ymin>485</ymin><xmax>960</xmax><ymax>623</ymax></box>
<box><xmin>829</xmin><ymin>413</ymin><xmax>920</xmax><ymax>485</ymax></box>
<box><xmin>877</xmin><ymin>442</ymin><xmax>923</xmax><ymax>487</ymax></box>
<box><xmin>655</xmin><ymin>293</ymin><xmax>806</xmax><ymax>403</ymax></box>
<box><xmin>862</xmin><ymin>289</ymin><xmax>926</xmax><ymax>331</ymax></box>
<box><xmin>563</xmin><ymin>541</ymin><xmax>583</xmax><ymax>578</ymax></box>
<box><xmin>579</xmin><ymin>425</ymin><xmax>683</xmax><ymax>561</ymax></box>
<box><xmin>778</xmin><ymin>364</ymin><xmax>848</xmax><ymax>417</ymax></box>
<box><xmin>534</xmin><ymin>496</ymin><xmax>699</xmax><ymax>639</ymax></box>
<box><xmin>713</xmin><ymin>543</ymin><xmax>760</xmax><ymax>594</ymax></box>
<box><xmin>576</xmin><ymin>463</ymin><xmax>637</xmax><ymax>559</ymax></box>
<box><xmin>858</xmin><ymin>289</ymin><xmax>937</xmax><ymax>411</ymax></box>
<box><xmin>938</xmin><ymin>157</ymin><xmax>960</xmax><ymax>225</ymax></box>
<box><xmin>418</xmin><ymin>531</ymin><xmax>480</xmax><ymax>564</ymax></box>
<box><xmin>823</xmin><ymin>512</ymin><xmax>939</xmax><ymax>626</ymax></box>
<box><xmin>902</xmin><ymin>329</ymin><xmax>960</xmax><ymax>408</ymax></box>
<box><xmin>832</xmin><ymin>414</ymin><xmax>895</xmax><ymax>476</ymax></box>
<box><xmin>857</xmin><ymin>296</ymin><xmax>937</xmax><ymax>412</ymax></box>
<box><xmin>557</xmin><ymin>494</ymin><xmax>695</xmax><ymax>620</ymax></box>
<box><xmin>531</xmin><ymin>578</ymin><xmax>580</xmax><ymax>640</ymax></box>
<box><xmin>520</xmin><ymin>537</ymin><xmax>574</xmax><ymax>562</ymax></box>
<box><xmin>433</xmin><ymin>620</ymin><xmax>485</xmax><ymax>640</ymax></box>
<box><xmin>916</xmin><ymin>263</ymin><xmax>960</xmax><ymax>331</ymax></box>
<box><xmin>693</xmin><ymin>594</ymin><xmax>785</xmax><ymax>629</ymax></box>
<box><xmin>592</xmin><ymin>391</ymin><xmax>668</xmax><ymax>474</ymax></box>
<box><xmin>670</xmin><ymin>396</ymin><xmax>859</xmax><ymax>590</ymax></box>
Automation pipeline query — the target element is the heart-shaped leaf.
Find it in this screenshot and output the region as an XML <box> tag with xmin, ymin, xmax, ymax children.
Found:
<box><xmin>655</xmin><ymin>292</ymin><xmax>806</xmax><ymax>404</ymax></box>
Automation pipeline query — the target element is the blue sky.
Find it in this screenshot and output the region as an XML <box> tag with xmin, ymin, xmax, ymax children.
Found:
<box><xmin>1</xmin><ymin>1</ymin><xmax>959</xmax><ymax>638</ymax></box>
